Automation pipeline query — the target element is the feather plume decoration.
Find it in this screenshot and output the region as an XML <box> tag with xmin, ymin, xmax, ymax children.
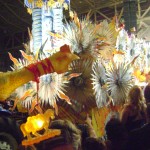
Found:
<box><xmin>96</xmin><ymin>19</ymin><xmax>119</xmax><ymax>60</ymax></box>
<box><xmin>9</xmin><ymin>52</ymin><xmax>36</xmax><ymax>111</ymax></box>
<box><xmin>15</xmin><ymin>84</ymin><xmax>34</xmax><ymax>100</ymax></box>
<box><xmin>9</xmin><ymin>52</ymin><xmax>35</xmax><ymax>103</ymax></box>
<box><xmin>65</xmin><ymin>59</ymin><xmax>94</xmax><ymax>106</ymax></box>
<box><xmin>8</xmin><ymin>53</ymin><xmax>20</xmax><ymax>67</ymax></box>
<box><xmin>92</xmin><ymin>60</ymin><xmax>108</xmax><ymax>108</ymax></box>
<box><xmin>23</xmin><ymin>28</ymin><xmax>33</xmax><ymax>55</ymax></box>
<box><xmin>9</xmin><ymin>52</ymin><xmax>35</xmax><ymax>110</ymax></box>
<box><xmin>63</xmin><ymin>12</ymin><xmax>100</xmax><ymax>59</ymax></box>
<box><xmin>21</xmin><ymin>96</ymin><xmax>33</xmax><ymax>109</ymax></box>
<box><xmin>15</xmin><ymin>85</ymin><xmax>35</xmax><ymax>109</ymax></box>
<box><xmin>20</xmin><ymin>50</ymin><xmax>35</xmax><ymax>62</ymax></box>
<box><xmin>106</xmin><ymin>62</ymin><xmax>134</xmax><ymax>105</ymax></box>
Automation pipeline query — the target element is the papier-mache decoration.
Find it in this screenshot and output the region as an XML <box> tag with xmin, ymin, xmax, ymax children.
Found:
<box><xmin>65</xmin><ymin>59</ymin><xmax>94</xmax><ymax>108</ymax></box>
<box><xmin>21</xmin><ymin>109</ymin><xmax>61</xmax><ymax>145</ymax></box>
<box><xmin>0</xmin><ymin>44</ymin><xmax>78</xmax><ymax>102</ymax></box>
<box><xmin>63</xmin><ymin>13</ymin><xmax>120</xmax><ymax>109</ymax></box>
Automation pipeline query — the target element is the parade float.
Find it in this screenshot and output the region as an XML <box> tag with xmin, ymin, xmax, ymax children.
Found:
<box><xmin>0</xmin><ymin>0</ymin><xmax>150</xmax><ymax>148</ymax></box>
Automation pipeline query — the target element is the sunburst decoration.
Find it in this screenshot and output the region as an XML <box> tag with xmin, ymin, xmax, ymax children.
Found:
<box><xmin>106</xmin><ymin>62</ymin><xmax>134</xmax><ymax>105</ymax></box>
<box><xmin>32</xmin><ymin>73</ymin><xmax>68</xmax><ymax>106</ymax></box>
<box><xmin>65</xmin><ymin>59</ymin><xmax>94</xmax><ymax>107</ymax></box>
<box><xmin>96</xmin><ymin>19</ymin><xmax>119</xmax><ymax>60</ymax></box>
<box><xmin>21</xmin><ymin>73</ymin><xmax>69</xmax><ymax>111</ymax></box>
<box><xmin>92</xmin><ymin>59</ymin><xmax>108</xmax><ymax>108</ymax></box>
<box><xmin>63</xmin><ymin>12</ymin><xmax>100</xmax><ymax>59</ymax></box>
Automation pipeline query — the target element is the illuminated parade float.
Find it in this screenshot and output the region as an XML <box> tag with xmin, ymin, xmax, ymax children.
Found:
<box><xmin>0</xmin><ymin>0</ymin><xmax>150</xmax><ymax>148</ymax></box>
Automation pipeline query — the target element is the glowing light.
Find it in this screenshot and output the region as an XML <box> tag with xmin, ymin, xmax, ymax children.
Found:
<box><xmin>20</xmin><ymin>109</ymin><xmax>61</xmax><ymax>146</ymax></box>
<box><xmin>34</xmin><ymin>119</ymin><xmax>44</xmax><ymax>129</ymax></box>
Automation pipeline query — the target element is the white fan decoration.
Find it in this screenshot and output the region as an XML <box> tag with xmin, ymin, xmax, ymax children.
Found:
<box><xmin>92</xmin><ymin>60</ymin><xmax>108</xmax><ymax>108</ymax></box>
<box><xmin>106</xmin><ymin>62</ymin><xmax>134</xmax><ymax>105</ymax></box>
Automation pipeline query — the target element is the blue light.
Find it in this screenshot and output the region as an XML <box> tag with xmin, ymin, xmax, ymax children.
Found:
<box><xmin>65</xmin><ymin>0</ymin><xmax>70</xmax><ymax>4</ymax></box>
<box><xmin>24</xmin><ymin>0</ymin><xmax>32</xmax><ymax>8</ymax></box>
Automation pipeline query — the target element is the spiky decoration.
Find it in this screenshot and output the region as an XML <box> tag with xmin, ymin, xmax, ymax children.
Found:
<box><xmin>20</xmin><ymin>73</ymin><xmax>69</xmax><ymax>111</ymax></box>
<box><xmin>9</xmin><ymin>49</ymin><xmax>69</xmax><ymax>112</ymax></box>
<box><xmin>9</xmin><ymin>51</ymin><xmax>35</xmax><ymax>110</ymax></box>
<box><xmin>23</xmin><ymin>28</ymin><xmax>33</xmax><ymax>55</ymax></box>
<box><xmin>96</xmin><ymin>19</ymin><xmax>119</xmax><ymax>60</ymax></box>
<box><xmin>65</xmin><ymin>59</ymin><xmax>94</xmax><ymax>108</ymax></box>
<box><xmin>92</xmin><ymin>60</ymin><xmax>108</xmax><ymax>108</ymax></box>
<box><xmin>106</xmin><ymin>62</ymin><xmax>134</xmax><ymax>105</ymax></box>
<box><xmin>63</xmin><ymin>12</ymin><xmax>100</xmax><ymax>59</ymax></box>
<box><xmin>32</xmin><ymin>73</ymin><xmax>68</xmax><ymax>106</ymax></box>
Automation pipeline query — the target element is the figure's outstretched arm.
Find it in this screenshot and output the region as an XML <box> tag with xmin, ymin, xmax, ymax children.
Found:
<box><xmin>0</xmin><ymin>45</ymin><xmax>79</xmax><ymax>101</ymax></box>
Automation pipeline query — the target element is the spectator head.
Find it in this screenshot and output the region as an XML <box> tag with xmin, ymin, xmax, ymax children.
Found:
<box><xmin>105</xmin><ymin>118</ymin><xmax>127</xmax><ymax>141</ymax></box>
<box><xmin>50</xmin><ymin>119</ymin><xmax>81</xmax><ymax>150</ymax></box>
<box><xmin>128</xmin><ymin>85</ymin><xmax>143</xmax><ymax>105</ymax></box>
<box><xmin>146</xmin><ymin>103</ymin><xmax>150</xmax><ymax>120</ymax></box>
<box><xmin>144</xmin><ymin>83</ymin><xmax>150</xmax><ymax>103</ymax></box>
<box><xmin>84</xmin><ymin>137</ymin><xmax>105</xmax><ymax>150</ymax></box>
